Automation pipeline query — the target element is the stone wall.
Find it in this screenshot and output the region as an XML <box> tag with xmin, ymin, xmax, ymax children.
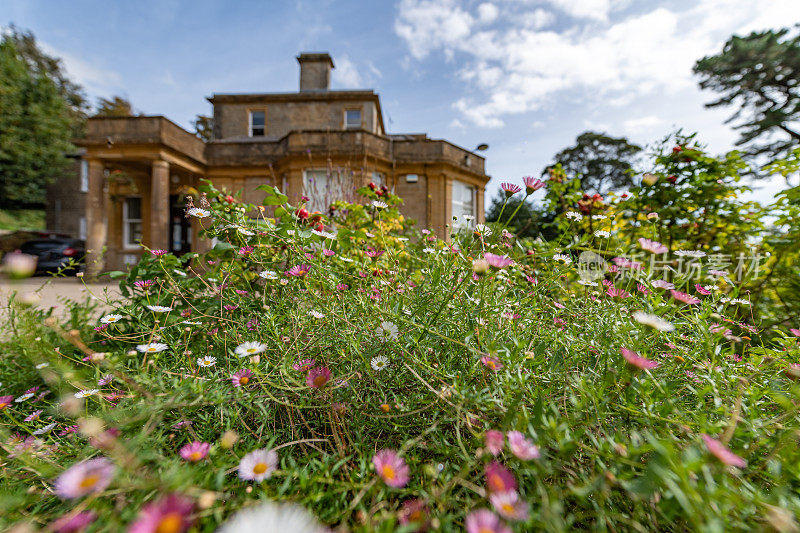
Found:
<box><xmin>45</xmin><ymin>157</ymin><xmax>86</xmax><ymax>239</ymax></box>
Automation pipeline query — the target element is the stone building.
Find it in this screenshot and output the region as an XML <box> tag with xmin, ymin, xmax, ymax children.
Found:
<box><xmin>73</xmin><ymin>52</ymin><xmax>490</xmax><ymax>272</ymax></box>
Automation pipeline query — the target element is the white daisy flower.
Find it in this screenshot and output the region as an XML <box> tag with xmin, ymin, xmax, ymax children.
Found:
<box><xmin>376</xmin><ymin>321</ymin><xmax>399</xmax><ymax>341</ymax></box>
<box><xmin>553</xmin><ymin>254</ymin><xmax>572</xmax><ymax>264</ymax></box>
<box><xmin>173</xmin><ymin>269</ymin><xmax>187</xmax><ymax>277</ymax></box>
<box><xmin>308</xmin><ymin>310</ymin><xmax>325</xmax><ymax>319</ymax></box>
<box><xmin>237</xmin><ymin>227</ymin><xmax>255</xmax><ymax>236</ymax></box>
<box><xmin>732</xmin><ymin>298</ymin><xmax>750</xmax><ymax>305</ymax></box>
<box><xmin>423</xmin><ymin>248</ymin><xmax>436</xmax><ymax>253</ymax></box>
<box><xmin>33</xmin><ymin>423</ymin><xmax>57</xmax><ymax>435</ymax></box>
<box><xmin>592</xmin><ymin>214</ymin><xmax>608</xmax><ymax>220</ymax></box>
<box><xmin>74</xmin><ymin>389</ymin><xmax>99</xmax><ymax>399</ymax></box>
<box><xmin>100</xmin><ymin>314</ymin><xmax>124</xmax><ymax>324</ymax></box>
<box><xmin>577</xmin><ymin>279</ymin><xmax>598</xmax><ymax>286</ymax></box>
<box><xmin>35</xmin><ymin>363</ymin><xmax>49</xmax><ymax>369</ymax></box>
<box><xmin>235</xmin><ymin>341</ymin><xmax>268</xmax><ymax>357</ymax></box>
<box><xmin>651</xmin><ymin>280</ymin><xmax>675</xmax><ymax>290</ymax></box>
<box><xmin>259</xmin><ymin>270</ymin><xmax>279</xmax><ymax>280</ymax></box>
<box><xmin>371</xmin><ymin>356</ymin><xmax>389</xmax><ymax>371</ymax></box>
<box><xmin>136</xmin><ymin>343</ymin><xmax>169</xmax><ymax>353</ymax></box>
<box><xmin>216</xmin><ymin>502</ymin><xmax>324</xmax><ymax>533</ymax></box>
<box><xmin>312</xmin><ymin>229</ymin><xmax>338</xmax><ymax>239</ymax></box>
<box><xmin>566</xmin><ymin>211</ymin><xmax>583</xmax><ymax>220</ymax></box>
<box><xmin>371</xmin><ymin>200</ymin><xmax>388</xmax><ymax>209</ymax></box>
<box><xmin>15</xmin><ymin>393</ymin><xmax>34</xmax><ymax>402</ymax></box>
<box><xmin>339</xmin><ymin>256</ymin><xmax>354</xmax><ymax>263</ymax></box>
<box><xmin>474</xmin><ymin>224</ymin><xmax>492</xmax><ymax>236</ymax></box>
<box><xmin>631</xmin><ymin>311</ymin><xmax>675</xmax><ymax>332</ymax></box>
<box><xmin>197</xmin><ymin>356</ymin><xmax>216</xmax><ymax>367</ymax></box>
<box><xmin>675</xmin><ymin>250</ymin><xmax>706</xmax><ymax>258</ymax></box>
<box><xmin>187</xmin><ymin>207</ymin><xmax>211</xmax><ymax>218</ymax></box>
<box><xmin>463</xmin><ymin>215</ymin><xmax>475</xmax><ymax>222</ymax></box>
<box><xmin>594</xmin><ymin>230</ymin><xmax>610</xmax><ymax>238</ymax></box>
<box><xmin>145</xmin><ymin>305</ymin><xmax>173</xmax><ymax>313</ymax></box>
<box><xmin>238</xmin><ymin>448</ymin><xmax>279</xmax><ymax>482</ymax></box>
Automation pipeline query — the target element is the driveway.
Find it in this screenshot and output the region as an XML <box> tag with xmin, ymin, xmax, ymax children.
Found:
<box><xmin>0</xmin><ymin>276</ymin><xmax>122</xmax><ymax>318</ymax></box>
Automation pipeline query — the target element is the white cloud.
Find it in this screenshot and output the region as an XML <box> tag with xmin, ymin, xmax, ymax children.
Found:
<box><xmin>622</xmin><ymin>115</ymin><xmax>664</xmax><ymax>135</ymax></box>
<box><xmin>333</xmin><ymin>56</ymin><xmax>363</xmax><ymax>88</ymax></box>
<box><xmin>37</xmin><ymin>42</ymin><xmax>124</xmax><ymax>97</ymax></box>
<box><xmin>478</xmin><ymin>2</ymin><xmax>499</xmax><ymax>23</ymax></box>
<box><xmin>395</xmin><ymin>0</ymin><xmax>800</xmax><ymax>128</ymax></box>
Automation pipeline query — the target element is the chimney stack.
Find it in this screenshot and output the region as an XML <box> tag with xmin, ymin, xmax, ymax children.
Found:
<box><xmin>297</xmin><ymin>52</ymin><xmax>334</xmax><ymax>91</ymax></box>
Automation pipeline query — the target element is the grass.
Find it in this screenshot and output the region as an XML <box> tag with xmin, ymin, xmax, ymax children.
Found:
<box><xmin>0</xmin><ymin>209</ymin><xmax>45</xmax><ymax>231</ymax></box>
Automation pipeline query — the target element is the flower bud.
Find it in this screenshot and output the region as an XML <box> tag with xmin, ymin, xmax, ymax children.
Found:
<box><xmin>472</xmin><ymin>259</ymin><xmax>489</xmax><ymax>275</ymax></box>
<box><xmin>641</xmin><ymin>173</ymin><xmax>658</xmax><ymax>186</ymax></box>
<box><xmin>3</xmin><ymin>253</ymin><xmax>37</xmax><ymax>279</ymax></box>
<box><xmin>220</xmin><ymin>430</ymin><xmax>239</xmax><ymax>449</ymax></box>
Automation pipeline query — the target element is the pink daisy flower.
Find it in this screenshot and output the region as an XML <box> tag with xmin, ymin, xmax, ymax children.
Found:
<box><xmin>507</xmin><ymin>431</ymin><xmax>540</xmax><ymax>460</ymax></box>
<box><xmin>485</xmin><ymin>461</ymin><xmax>517</xmax><ymax>493</ymax></box>
<box><xmin>670</xmin><ymin>290</ymin><xmax>700</xmax><ymax>305</ymax></box>
<box><xmin>636</xmin><ymin>283</ymin><xmax>650</xmax><ymax>295</ymax></box>
<box><xmin>398</xmin><ymin>498</ymin><xmax>430</xmax><ymax>529</ymax></box>
<box><xmin>365</xmin><ymin>248</ymin><xmax>385</xmax><ymax>259</ymax></box>
<box><xmin>708</xmin><ymin>269</ymin><xmax>727</xmax><ymax>276</ymax></box>
<box><xmin>484</xmin><ymin>253</ymin><xmax>514</xmax><ymax>269</ymax></box>
<box><xmin>238</xmin><ymin>448</ymin><xmax>279</xmax><ymax>481</ymax></box>
<box><xmin>489</xmin><ymin>490</ymin><xmax>530</xmax><ymax>521</ymax></box>
<box><xmin>231</xmin><ymin>369</ymin><xmax>254</xmax><ymax>387</ymax></box>
<box><xmin>695</xmin><ymin>284</ymin><xmax>711</xmax><ymax>295</ymax></box>
<box><xmin>465</xmin><ymin>509</ymin><xmax>511</xmax><ymax>533</ymax></box>
<box><xmin>522</xmin><ymin>176</ymin><xmax>546</xmax><ymax>194</ymax></box>
<box><xmin>500</xmin><ymin>182</ymin><xmax>522</xmax><ymax>197</ymax></box>
<box><xmin>128</xmin><ymin>493</ymin><xmax>194</xmax><ymax>533</ymax></box>
<box><xmin>0</xmin><ymin>395</ymin><xmax>15</xmax><ymax>409</ymax></box>
<box><xmin>287</xmin><ymin>264</ymin><xmax>311</xmax><ymax>277</ymax></box>
<box><xmin>179</xmin><ymin>441</ymin><xmax>210</xmax><ymax>462</ymax></box>
<box><xmin>373</xmin><ymin>449</ymin><xmax>410</xmax><ymax>488</ymax></box>
<box><xmin>336</xmin><ymin>283</ymin><xmax>349</xmax><ymax>290</ymax></box>
<box><xmin>638</xmin><ymin>238</ymin><xmax>668</xmax><ymax>254</ymax></box>
<box><xmin>54</xmin><ymin>457</ymin><xmax>115</xmax><ymax>499</ymax></box>
<box><xmin>293</xmin><ymin>359</ymin><xmax>316</xmax><ymax>372</ymax></box>
<box><xmin>24</xmin><ymin>410</ymin><xmax>43</xmax><ymax>422</ymax></box>
<box><xmin>322</xmin><ymin>249</ymin><xmax>335</xmax><ymax>257</ymax></box>
<box><xmin>620</xmin><ymin>347</ymin><xmax>659</xmax><ymax>370</ymax></box>
<box><xmin>134</xmin><ymin>280</ymin><xmax>155</xmax><ymax>289</ymax></box>
<box><xmin>789</xmin><ymin>328</ymin><xmax>800</xmax><ymax>338</ymax></box>
<box><xmin>481</xmin><ymin>356</ymin><xmax>503</xmax><ymax>372</ymax></box>
<box><xmin>306</xmin><ymin>366</ymin><xmax>332</xmax><ymax>389</ymax></box>
<box><xmin>701</xmin><ymin>434</ymin><xmax>746</xmax><ymax>468</ymax></box>
<box><xmin>651</xmin><ymin>280</ymin><xmax>675</xmax><ymax>290</ymax></box>
<box><xmin>485</xmin><ymin>430</ymin><xmax>504</xmax><ymax>456</ymax></box>
<box><xmin>606</xmin><ymin>287</ymin><xmax>630</xmax><ymax>298</ymax></box>
<box><xmin>50</xmin><ymin>510</ymin><xmax>97</xmax><ymax>533</ymax></box>
<box><xmin>150</xmin><ymin>249</ymin><xmax>168</xmax><ymax>256</ymax></box>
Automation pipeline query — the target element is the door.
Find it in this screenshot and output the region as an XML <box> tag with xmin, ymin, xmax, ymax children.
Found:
<box><xmin>169</xmin><ymin>195</ymin><xmax>192</xmax><ymax>255</ymax></box>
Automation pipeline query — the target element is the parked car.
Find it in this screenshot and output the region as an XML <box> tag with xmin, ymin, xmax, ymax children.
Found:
<box><xmin>17</xmin><ymin>237</ymin><xmax>86</xmax><ymax>274</ymax></box>
<box><xmin>0</xmin><ymin>230</ymin><xmax>72</xmax><ymax>255</ymax></box>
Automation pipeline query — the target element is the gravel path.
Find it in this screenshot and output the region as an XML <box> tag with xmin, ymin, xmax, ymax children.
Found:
<box><xmin>0</xmin><ymin>276</ymin><xmax>122</xmax><ymax>319</ymax></box>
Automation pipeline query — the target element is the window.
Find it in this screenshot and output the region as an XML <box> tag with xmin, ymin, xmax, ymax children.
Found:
<box><xmin>451</xmin><ymin>180</ymin><xmax>476</xmax><ymax>230</ymax></box>
<box><xmin>79</xmin><ymin>216</ymin><xmax>87</xmax><ymax>240</ymax></box>
<box><xmin>79</xmin><ymin>160</ymin><xmax>88</xmax><ymax>192</ymax></box>
<box><xmin>371</xmin><ymin>172</ymin><xmax>385</xmax><ymax>187</ymax></box>
<box><xmin>122</xmin><ymin>197</ymin><xmax>143</xmax><ymax>249</ymax></box>
<box><xmin>249</xmin><ymin>110</ymin><xmax>265</xmax><ymax>137</ymax></box>
<box><xmin>303</xmin><ymin>169</ymin><xmax>346</xmax><ymax>213</ymax></box>
<box><xmin>344</xmin><ymin>108</ymin><xmax>361</xmax><ymax>129</ymax></box>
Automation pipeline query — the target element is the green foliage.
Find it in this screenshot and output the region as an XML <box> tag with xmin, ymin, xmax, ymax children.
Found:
<box><xmin>0</xmin><ymin>38</ymin><xmax>73</xmax><ymax>208</ymax></box>
<box><xmin>0</xmin><ymin>209</ymin><xmax>45</xmax><ymax>231</ymax></box>
<box><xmin>193</xmin><ymin>114</ymin><xmax>214</xmax><ymax>142</ymax></box>
<box><xmin>94</xmin><ymin>96</ymin><xmax>135</xmax><ymax>117</ymax></box>
<box><xmin>694</xmin><ymin>27</ymin><xmax>800</xmax><ymax>160</ymax></box>
<box><xmin>485</xmin><ymin>191</ymin><xmax>555</xmax><ymax>240</ymax></box>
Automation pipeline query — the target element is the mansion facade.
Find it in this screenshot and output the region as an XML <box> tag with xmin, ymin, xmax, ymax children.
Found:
<box><xmin>54</xmin><ymin>53</ymin><xmax>490</xmax><ymax>272</ymax></box>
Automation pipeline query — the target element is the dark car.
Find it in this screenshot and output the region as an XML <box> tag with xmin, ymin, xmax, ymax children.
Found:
<box><xmin>17</xmin><ymin>237</ymin><xmax>86</xmax><ymax>274</ymax></box>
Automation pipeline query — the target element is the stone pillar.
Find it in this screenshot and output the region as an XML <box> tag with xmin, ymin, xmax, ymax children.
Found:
<box><xmin>150</xmin><ymin>160</ymin><xmax>170</xmax><ymax>252</ymax></box>
<box><xmin>476</xmin><ymin>187</ymin><xmax>485</xmax><ymax>224</ymax></box>
<box><xmin>85</xmin><ymin>159</ymin><xmax>107</xmax><ymax>277</ymax></box>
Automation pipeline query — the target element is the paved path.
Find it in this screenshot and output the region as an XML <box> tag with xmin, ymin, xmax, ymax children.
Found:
<box><xmin>0</xmin><ymin>276</ymin><xmax>122</xmax><ymax>318</ymax></box>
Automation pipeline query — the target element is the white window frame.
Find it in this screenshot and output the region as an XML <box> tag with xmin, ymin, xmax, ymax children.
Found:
<box><xmin>78</xmin><ymin>216</ymin><xmax>87</xmax><ymax>240</ymax></box>
<box><xmin>122</xmin><ymin>196</ymin><xmax>143</xmax><ymax>250</ymax></box>
<box><xmin>79</xmin><ymin>159</ymin><xmax>89</xmax><ymax>192</ymax></box>
<box><xmin>451</xmin><ymin>180</ymin><xmax>476</xmax><ymax>230</ymax></box>
<box><xmin>344</xmin><ymin>108</ymin><xmax>362</xmax><ymax>130</ymax></box>
<box><xmin>249</xmin><ymin>110</ymin><xmax>266</xmax><ymax>137</ymax></box>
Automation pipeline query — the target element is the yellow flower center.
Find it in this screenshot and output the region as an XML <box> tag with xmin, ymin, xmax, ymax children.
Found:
<box><xmin>189</xmin><ymin>452</ymin><xmax>202</xmax><ymax>461</ymax></box>
<box><xmin>79</xmin><ymin>475</ymin><xmax>99</xmax><ymax>489</ymax></box>
<box><xmin>155</xmin><ymin>513</ymin><xmax>183</xmax><ymax>533</ymax></box>
<box><xmin>239</xmin><ymin>376</ymin><xmax>249</xmax><ymax>385</ymax></box>
<box><xmin>313</xmin><ymin>376</ymin><xmax>327</xmax><ymax>387</ymax></box>
<box><xmin>253</xmin><ymin>462</ymin><xmax>268</xmax><ymax>475</ymax></box>
<box><xmin>502</xmin><ymin>503</ymin><xmax>514</xmax><ymax>513</ymax></box>
<box><xmin>148</xmin><ymin>347</ymin><xmax>157</xmax><ymax>352</ymax></box>
<box><xmin>381</xmin><ymin>465</ymin><xmax>396</xmax><ymax>480</ymax></box>
<box><xmin>247</xmin><ymin>348</ymin><xmax>256</xmax><ymax>353</ymax></box>
<box><xmin>487</xmin><ymin>361</ymin><xmax>497</xmax><ymax>370</ymax></box>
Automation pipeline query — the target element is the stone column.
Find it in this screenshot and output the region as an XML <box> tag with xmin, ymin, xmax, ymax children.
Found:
<box><xmin>476</xmin><ymin>187</ymin><xmax>485</xmax><ymax>224</ymax></box>
<box><xmin>85</xmin><ymin>159</ymin><xmax>107</xmax><ymax>277</ymax></box>
<box><xmin>150</xmin><ymin>160</ymin><xmax>170</xmax><ymax>252</ymax></box>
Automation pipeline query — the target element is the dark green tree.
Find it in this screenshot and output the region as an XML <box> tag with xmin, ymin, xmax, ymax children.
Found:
<box><xmin>193</xmin><ymin>114</ymin><xmax>214</xmax><ymax>141</ymax></box>
<box><xmin>694</xmin><ymin>27</ymin><xmax>800</xmax><ymax>159</ymax></box>
<box><xmin>0</xmin><ymin>39</ymin><xmax>73</xmax><ymax>208</ymax></box>
<box><xmin>485</xmin><ymin>190</ymin><xmax>556</xmax><ymax>240</ymax></box>
<box><xmin>543</xmin><ymin>131</ymin><xmax>642</xmax><ymax>195</ymax></box>
<box><xmin>95</xmin><ymin>96</ymin><xmax>135</xmax><ymax>117</ymax></box>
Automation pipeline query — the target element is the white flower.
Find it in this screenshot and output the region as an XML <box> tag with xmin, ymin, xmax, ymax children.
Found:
<box><xmin>376</xmin><ymin>321</ymin><xmax>398</xmax><ymax>341</ymax></box>
<box><xmin>217</xmin><ymin>501</ymin><xmax>326</xmax><ymax>533</ymax></box>
<box><xmin>566</xmin><ymin>211</ymin><xmax>583</xmax><ymax>221</ymax></box>
<box><xmin>631</xmin><ymin>311</ymin><xmax>675</xmax><ymax>332</ymax></box>
<box><xmin>474</xmin><ymin>224</ymin><xmax>492</xmax><ymax>236</ymax></box>
<box><xmin>182</xmin><ymin>320</ymin><xmax>202</xmax><ymax>326</ymax></box>
<box><xmin>100</xmin><ymin>314</ymin><xmax>124</xmax><ymax>324</ymax></box>
<box><xmin>33</xmin><ymin>423</ymin><xmax>57</xmax><ymax>435</ymax></box>
<box><xmin>235</xmin><ymin>341</ymin><xmax>267</xmax><ymax>357</ymax></box>
<box><xmin>74</xmin><ymin>389</ymin><xmax>99</xmax><ymax>399</ymax></box>
<box><xmin>35</xmin><ymin>363</ymin><xmax>49</xmax><ymax>369</ymax></box>
<box><xmin>651</xmin><ymin>280</ymin><xmax>675</xmax><ymax>290</ymax></box>
<box><xmin>237</xmin><ymin>227</ymin><xmax>255</xmax><ymax>236</ymax></box>
<box><xmin>197</xmin><ymin>356</ymin><xmax>216</xmax><ymax>367</ymax></box>
<box><xmin>553</xmin><ymin>254</ymin><xmax>572</xmax><ymax>264</ymax></box>
<box><xmin>238</xmin><ymin>448</ymin><xmax>278</xmax><ymax>482</ymax></box>
<box><xmin>371</xmin><ymin>356</ymin><xmax>389</xmax><ymax>371</ymax></box>
<box><xmin>423</xmin><ymin>248</ymin><xmax>436</xmax><ymax>254</ymax></box>
<box><xmin>136</xmin><ymin>343</ymin><xmax>169</xmax><ymax>353</ymax></box>
<box><xmin>308</xmin><ymin>310</ymin><xmax>325</xmax><ymax>319</ymax></box>
<box><xmin>312</xmin><ymin>229</ymin><xmax>337</xmax><ymax>239</ymax></box>
<box><xmin>463</xmin><ymin>215</ymin><xmax>475</xmax><ymax>221</ymax></box>
<box><xmin>675</xmin><ymin>250</ymin><xmax>706</xmax><ymax>258</ymax></box>
<box><xmin>720</xmin><ymin>297</ymin><xmax>731</xmax><ymax>303</ymax></box>
<box><xmin>15</xmin><ymin>393</ymin><xmax>34</xmax><ymax>402</ymax></box>
<box><xmin>592</xmin><ymin>214</ymin><xmax>608</xmax><ymax>220</ymax></box>
<box><xmin>145</xmin><ymin>305</ymin><xmax>173</xmax><ymax>313</ymax></box>
<box><xmin>259</xmin><ymin>270</ymin><xmax>279</xmax><ymax>280</ymax></box>
<box><xmin>187</xmin><ymin>207</ymin><xmax>211</xmax><ymax>218</ymax></box>
<box><xmin>577</xmin><ymin>279</ymin><xmax>598</xmax><ymax>286</ymax></box>
<box><xmin>732</xmin><ymin>298</ymin><xmax>750</xmax><ymax>305</ymax></box>
<box><xmin>594</xmin><ymin>230</ymin><xmax>610</xmax><ymax>238</ymax></box>
<box><xmin>371</xmin><ymin>200</ymin><xmax>388</xmax><ymax>209</ymax></box>
<box><xmin>173</xmin><ymin>269</ymin><xmax>187</xmax><ymax>277</ymax></box>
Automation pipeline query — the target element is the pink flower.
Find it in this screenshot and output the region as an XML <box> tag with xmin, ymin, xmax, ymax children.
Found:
<box><xmin>489</xmin><ymin>490</ymin><xmax>530</xmax><ymax>521</ymax></box>
<box><xmin>150</xmin><ymin>249</ymin><xmax>168</xmax><ymax>256</ymax></box>
<box><xmin>638</xmin><ymin>238</ymin><xmax>668</xmax><ymax>254</ymax></box>
<box><xmin>522</xmin><ymin>176</ymin><xmax>546</xmax><ymax>194</ymax></box>
<box><xmin>238</xmin><ymin>246</ymin><xmax>254</xmax><ymax>256</ymax></box>
<box><xmin>287</xmin><ymin>264</ymin><xmax>311</xmax><ymax>277</ymax></box>
<box><xmin>336</xmin><ymin>283</ymin><xmax>349</xmax><ymax>291</ymax></box>
<box><xmin>789</xmin><ymin>328</ymin><xmax>800</xmax><ymax>338</ymax></box>
<box><xmin>365</xmin><ymin>248</ymin><xmax>385</xmax><ymax>259</ymax></box>
<box><xmin>231</xmin><ymin>369</ymin><xmax>253</xmax><ymax>387</ymax></box>
<box><xmin>0</xmin><ymin>395</ymin><xmax>13</xmax><ymax>410</ymax></box>
<box><xmin>322</xmin><ymin>249</ymin><xmax>335</xmax><ymax>257</ymax></box>
<box><xmin>500</xmin><ymin>182</ymin><xmax>522</xmax><ymax>197</ymax></box>
<box><xmin>55</xmin><ymin>457</ymin><xmax>115</xmax><ymax>499</ymax></box>
<box><xmin>179</xmin><ymin>441</ymin><xmax>210</xmax><ymax>462</ymax></box>
<box><xmin>485</xmin><ymin>430</ymin><xmax>504</xmax><ymax>455</ymax></box>
<box><xmin>373</xmin><ymin>449</ymin><xmax>410</xmax><ymax>488</ymax></box>
<box><xmin>293</xmin><ymin>359</ymin><xmax>316</xmax><ymax>372</ymax></box>
<box><xmin>670</xmin><ymin>290</ymin><xmax>700</xmax><ymax>305</ymax></box>
<box><xmin>695</xmin><ymin>284</ymin><xmax>711</xmax><ymax>295</ymax></box>
<box><xmin>481</xmin><ymin>356</ymin><xmax>503</xmax><ymax>372</ymax></box>
<box><xmin>620</xmin><ymin>347</ymin><xmax>658</xmax><ymax>370</ymax></box>
<box><xmin>128</xmin><ymin>493</ymin><xmax>194</xmax><ymax>533</ymax></box>
<box><xmin>24</xmin><ymin>410</ymin><xmax>42</xmax><ymax>422</ymax></box>
<box><xmin>701</xmin><ymin>434</ymin><xmax>746</xmax><ymax>468</ymax></box>
<box><xmin>398</xmin><ymin>498</ymin><xmax>430</xmax><ymax>529</ymax></box>
<box><xmin>238</xmin><ymin>448</ymin><xmax>278</xmax><ymax>481</ymax></box>
<box><xmin>708</xmin><ymin>269</ymin><xmax>727</xmax><ymax>276</ymax></box>
<box><xmin>636</xmin><ymin>283</ymin><xmax>650</xmax><ymax>295</ymax></box>
<box><xmin>465</xmin><ymin>509</ymin><xmax>511</xmax><ymax>533</ymax></box>
<box><xmin>507</xmin><ymin>431</ymin><xmax>540</xmax><ymax>460</ymax></box>
<box><xmin>651</xmin><ymin>280</ymin><xmax>675</xmax><ymax>290</ymax></box>
<box><xmin>306</xmin><ymin>366</ymin><xmax>332</xmax><ymax>389</ymax></box>
<box><xmin>485</xmin><ymin>461</ymin><xmax>517</xmax><ymax>493</ymax></box>
<box><xmin>612</xmin><ymin>257</ymin><xmax>643</xmax><ymax>270</ymax></box>
<box><xmin>134</xmin><ymin>280</ymin><xmax>154</xmax><ymax>289</ymax></box>
<box><xmin>484</xmin><ymin>253</ymin><xmax>514</xmax><ymax>269</ymax></box>
<box><xmin>50</xmin><ymin>511</ymin><xmax>97</xmax><ymax>533</ymax></box>
<box><xmin>606</xmin><ymin>287</ymin><xmax>630</xmax><ymax>298</ymax></box>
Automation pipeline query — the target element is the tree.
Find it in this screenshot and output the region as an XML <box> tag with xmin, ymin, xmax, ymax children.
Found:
<box><xmin>485</xmin><ymin>190</ymin><xmax>557</xmax><ymax>240</ymax></box>
<box><xmin>0</xmin><ymin>39</ymin><xmax>73</xmax><ymax>208</ymax></box>
<box><xmin>5</xmin><ymin>25</ymin><xmax>89</xmax><ymax>137</ymax></box>
<box><xmin>193</xmin><ymin>114</ymin><xmax>214</xmax><ymax>141</ymax></box>
<box><xmin>543</xmin><ymin>131</ymin><xmax>642</xmax><ymax>195</ymax></box>
<box><xmin>95</xmin><ymin>96</ymin><xmax>135</xmax><ymax>117</ymax></box>
<box><xmin>694</xmin><ymin>27</ymin><xmax>800</xmax><ymax>160</ymax></box>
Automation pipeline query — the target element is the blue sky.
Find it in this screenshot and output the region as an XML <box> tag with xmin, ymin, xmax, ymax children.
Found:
<box><xmin>2</xmin><ymin>0</ymin><xmax>799</xmax><ymax>207</ymax></box>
